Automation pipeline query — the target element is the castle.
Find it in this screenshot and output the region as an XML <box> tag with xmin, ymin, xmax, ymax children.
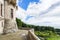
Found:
<box><xmin>0</xmin><ymin>0</ymin><xmax>40</xmax><ymax>40</ymax></box>
<box><xmin>0</xmin><ymin>0</ymin><xmax>18</xmax><ymax>34</ymax></box>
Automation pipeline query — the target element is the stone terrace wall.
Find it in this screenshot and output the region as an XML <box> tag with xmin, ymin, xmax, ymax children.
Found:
<box><xmin>19</xmin><ymin>28</ymin><xmax>40</xmax><ymax>40</ymax></box>
<box><xmin>27</xmin><ymin>30</ymin><xmax>40</xmax><ymax>40</ymax></box>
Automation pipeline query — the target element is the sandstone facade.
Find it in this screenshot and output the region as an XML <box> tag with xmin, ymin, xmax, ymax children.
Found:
<box><xmin>0</xmin><ymin>0</ymin><xmax>4</xmax><ymax>34</ymax></box>
<box><xmin>0</xmin><ymin>0</ymin><xmax>18</xmax><ymax>34</ymax></box>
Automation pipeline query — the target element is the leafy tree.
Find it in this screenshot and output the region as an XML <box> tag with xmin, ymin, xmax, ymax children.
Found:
<box><xmin>16</xmin><ymin>18</ymin><xmax>58</xmax><ymax>32</ymax></box>
<box><xmin>16</xmin><ymin>18</ymin><xmax>23</xmax><ymax>28</ymax></box>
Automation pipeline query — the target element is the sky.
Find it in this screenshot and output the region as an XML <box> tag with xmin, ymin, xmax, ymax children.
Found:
<box><xmin>16</xmin><ymin>0</ymin><xmax>60</xmax><ymax>28</ymax></box>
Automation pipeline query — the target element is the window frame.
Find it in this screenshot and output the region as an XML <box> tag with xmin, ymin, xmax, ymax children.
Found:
<box><xmin>1</xmin><ymin>4</ymin><xmax>2</xmax><ymax>16</ymax></box>
<box><xmin>11</xmin><ymin>9</ymin><xmax>13</xmax><ymax>18</ymax></box>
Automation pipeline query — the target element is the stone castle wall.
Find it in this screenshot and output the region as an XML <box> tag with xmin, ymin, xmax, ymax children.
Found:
<box><xmin>3</xmin><ymin>1</ymin><xmax>18</xmax><ymax>34</ymax></box>
<box><xmin>0</xmin><ymin>0</ymin><xmax>4</xmax><ymax>34</ymax></box>
<box><xmin>0</xmin><ymin>0</ymin><xmax>18</xmax><ymax>34</ymax></box>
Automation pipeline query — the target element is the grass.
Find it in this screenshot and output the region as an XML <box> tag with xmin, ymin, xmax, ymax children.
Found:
<box><xmin>47</xmin><ymin>35</ymin><xmax>60</xmax><ymax>40</ymax></box>
<box><xmin>35</xmin><ymin>31</ymin><xmax>60</xmax><ymax>40</ymax></box>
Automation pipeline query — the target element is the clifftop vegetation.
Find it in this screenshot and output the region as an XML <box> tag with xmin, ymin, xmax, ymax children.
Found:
<box><xmin>16</xmin><ymin>18</ymin><xmax>60</xmax><ymax>32</ymax></box>
<box><xmin>16</xmin><ymin>18</ymin><xmax>60</xmax><ymax>40</ymax></box>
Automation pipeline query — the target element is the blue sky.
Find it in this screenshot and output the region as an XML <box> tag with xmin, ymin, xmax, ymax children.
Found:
<box><xmin>17</xmin><ymin>0</ymin><xmax>60</xmax><ymax>28</ymax></box>
<box><xmin>18</xmin><ymin>0</ymin><xmax>39</xmax><ymax>10</ymax></box>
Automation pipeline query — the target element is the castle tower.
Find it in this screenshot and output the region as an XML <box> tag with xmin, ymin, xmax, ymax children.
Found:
<box><xmin>3</xmin><ymin>0</ymin><xmax>18</xmax><ymax>34</ymax></box>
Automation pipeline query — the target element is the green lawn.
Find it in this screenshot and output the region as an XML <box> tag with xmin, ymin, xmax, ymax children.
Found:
<box><xmin>35</xmin><ymin>31</ymin><xmax>60</xmax><ymax>40</ymax></box>
<box><xmin>47</xmin><ymin>35</ymin><xmax>60</xmax><ymax>40</ymax></box>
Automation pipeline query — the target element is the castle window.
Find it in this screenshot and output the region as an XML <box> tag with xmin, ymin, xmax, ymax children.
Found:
<box><xmin>1</xmin><ymin>4</ymin><xmax>2</xmax><ymax>16</ymax></box>
<box><xmin>11</xmin><ymin>9</ymin><xmax>13</xmax><ymax>18</ymax></box>
<box><xmin>2</xmin><ymin>22</ymin><xmax>4</xmax><ymax>27</ymax></box>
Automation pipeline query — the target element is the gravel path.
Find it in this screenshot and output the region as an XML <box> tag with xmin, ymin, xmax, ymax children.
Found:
<box><xmin>0</xmin><ymin>30</ymin><xmax>28</xmax><ymax>40</ymax></box>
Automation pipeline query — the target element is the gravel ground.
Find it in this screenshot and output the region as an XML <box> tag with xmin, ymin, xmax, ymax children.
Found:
<box><xmin>0</xmin><ymin>30</ymin><xmax>28</xmax><ymax>40</ymax></box>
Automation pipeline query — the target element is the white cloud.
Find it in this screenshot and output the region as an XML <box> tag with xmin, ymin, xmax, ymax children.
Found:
<box><xmin>17</xmin><ymin>0</ymin><xmax>60</xmax><ymax>28</ymax></box>
<box><xmin>16</xmin><ymin>6</ymin><xmax>27</xmax><ymax>21</ymax></box>
<box><xmin>26</xmin><ymin>0</ymin><xmax>60</xmax><ymax>16</ymax></box>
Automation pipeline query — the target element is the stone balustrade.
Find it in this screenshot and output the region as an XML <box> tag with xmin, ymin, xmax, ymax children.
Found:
<box><xmin>19</xmin><ymin>27</ymin><xmax>40</xmax><ymax>40</ymax></box>
<box><xmin>27</xmin><ymin>30</ymin><xmax>40</xmax><ymax>40</ymax></box>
